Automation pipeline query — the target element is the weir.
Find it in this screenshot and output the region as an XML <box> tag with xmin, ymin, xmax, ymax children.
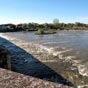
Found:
<box><xmin>0</xmin><ymin>39</ymin><xmax>71</xmax><ymax>88</ymax></box>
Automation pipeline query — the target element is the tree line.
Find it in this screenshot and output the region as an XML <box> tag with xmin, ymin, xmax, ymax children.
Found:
<box><xmin>0</xmin><ymin>19</ymin><xmax>88</xmax><ymax>32</ymax></box>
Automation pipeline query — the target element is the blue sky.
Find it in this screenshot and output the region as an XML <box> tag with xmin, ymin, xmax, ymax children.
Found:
<box><xmin>0</xmin><ymin>0</ymin><xmax>88</xmax><ymax>24</ymax></box>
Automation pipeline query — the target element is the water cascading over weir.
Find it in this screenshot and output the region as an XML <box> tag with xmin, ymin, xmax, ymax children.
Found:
<box><xmin>0</xmin><ymin>45</ymin><xmax>69</xmax><ymax>88</ymax></box>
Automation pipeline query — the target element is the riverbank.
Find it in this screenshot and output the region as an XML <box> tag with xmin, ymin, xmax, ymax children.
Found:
<box><xmin>0</xmin><ymin>32</ymin><xmax>88</xmax><ymax>87</ymax></box>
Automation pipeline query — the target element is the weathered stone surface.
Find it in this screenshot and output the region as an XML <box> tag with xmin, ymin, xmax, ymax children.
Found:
<box><xmin>0</xmin><ymin>45</ymin><xmax>11</xmax><ymax>70</ymax></box>
<box><xmin>0</xmin><ymin>68</ymin><xmax>68</xmax><ymax>88</ymax></box>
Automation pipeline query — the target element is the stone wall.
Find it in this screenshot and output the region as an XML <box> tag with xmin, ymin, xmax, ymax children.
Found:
<box><xmin>0</xmin><ymin>68</ymin><xmax>68</xmax><ymax>88</ymax></box>
<box><xmin>0</xmin><ymin>45</ymin><xmax>11</xmax><ymax>70</ymax></box>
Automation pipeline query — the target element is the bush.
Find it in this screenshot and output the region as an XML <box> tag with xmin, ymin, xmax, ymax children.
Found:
<box><xmin>35</xmin><ymin>29</ymin><xmax>44</xmax><ymax>34</ymax></box>
<box><xmin>35</xmin><ymin>29</ymin><xmax>57</xmax><ymax>35</ymax></box>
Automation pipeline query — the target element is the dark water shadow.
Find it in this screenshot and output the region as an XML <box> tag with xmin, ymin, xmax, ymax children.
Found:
<box><xmin>0</xmin><ymin>37</ymin><xmax>76</xmax><ymax>87</ymax></box>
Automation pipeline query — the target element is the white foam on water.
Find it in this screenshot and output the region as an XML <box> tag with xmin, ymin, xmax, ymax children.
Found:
<box><xmin>78</xmin><ymin>85</ymin><xmax>88</xmax><ymax>88</ymax></box>
<box><xmin>0</xmin><ymin>33</ymin><xmax>12</xmax><ymax>39</ymax></box>
<box><xmin>41</xmin><ymin>60</ymin><xmax>58</xmax><ymax>63</ymax></box>
<box><xmin>38</xmin><ymin>44</ymin><xmax>88</xmax><ymax>77</ymax></box>
<box><xmin>43</xmin><ymin>41</ymin><xmax>69</xmax><ymax>45</ymax></box>
<box><xmin>78</xmin><ymin>65</ymin><xmax>88</xmax><ymax>76</ymax></box>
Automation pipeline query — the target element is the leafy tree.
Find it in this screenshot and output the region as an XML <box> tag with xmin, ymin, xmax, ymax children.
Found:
<box><xmin>53</xmin><ymin>18</ymin><xmax>59</xmax><ymax>24</ymax></box>
<box><xmin>53</xmin><ymin>18</ymin><xmax>60</xmax><ymax>29</ymax></box>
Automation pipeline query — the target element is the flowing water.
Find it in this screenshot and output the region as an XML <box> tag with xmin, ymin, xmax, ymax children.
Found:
<box><xmin>4</xmin><ymin>30</ymin><xmax>88</xmax><ymax>62</ymax></box>
<box><xmin>2</xmin><ymin>30</ymin><xmax>88</xmax><ymax>87</ymax></box>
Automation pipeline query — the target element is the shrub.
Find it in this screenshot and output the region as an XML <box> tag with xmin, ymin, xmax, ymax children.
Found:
<box><xmin>35</xmin><ymin>29</ymin><xmax>44</xmax><ymax>34</ymax></box>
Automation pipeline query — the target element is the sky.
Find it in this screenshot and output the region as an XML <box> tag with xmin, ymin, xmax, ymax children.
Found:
<box><xmin>0</xmin><ymin>0</ymin><xmax>88</xmax><ymax>24</ymax></box>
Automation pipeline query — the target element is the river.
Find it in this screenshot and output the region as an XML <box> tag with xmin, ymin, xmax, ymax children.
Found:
<box><xmin>1</xmin><ymin>30</ymin><xmax>88</xmax><ymax>87</ymax></box>
<box><xmin>4</xmin><ymin>30</ymin><xmax>88</xmax><ymax>62</ymax></box>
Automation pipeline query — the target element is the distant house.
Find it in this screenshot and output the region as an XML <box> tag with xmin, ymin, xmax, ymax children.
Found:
<box><xmin>0</xmin><ymin>24</ymin><xmax>16</xmax><ymax>31</ymax></box>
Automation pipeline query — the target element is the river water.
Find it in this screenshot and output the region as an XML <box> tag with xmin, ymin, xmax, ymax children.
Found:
<box><xmin>2</xmin><ymin>30</ymin><xmax>88</xmax><ymax>87</ymax></box>
<box><xmin>4</xmin><ymin>30</ymin><xmax>88</xmax><ymax>62</ymax></box>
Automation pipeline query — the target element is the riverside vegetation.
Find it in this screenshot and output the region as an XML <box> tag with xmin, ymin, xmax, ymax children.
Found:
<box><xmin>0</xmin><ymin>19</ymin><xmax>88</xmax><ymax>34</ymax></box>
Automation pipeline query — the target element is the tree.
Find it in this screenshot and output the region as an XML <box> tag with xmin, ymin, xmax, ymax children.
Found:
<box><xmin>67</xmin><ymin>23</ymin><xmax>74</xmax><ymax>28</ymax></box>
<box><xmin>53</xmin><ymin>18</ymin><xmax>60</xmax><ymax>29</ymax></box>
<box><xmin>43</xmin><ymin>23</ymin><xmax>49</xmax><ymax>30</ymax></box>
<box><xmin>22</xmin><ymin>23</ymin><xmax>28</xmax><ymax>29</ymax></box>
<box><xmin>53</xmin><ymin>18</ymin><xmax>59</xmax><ymax>24</ymax></box>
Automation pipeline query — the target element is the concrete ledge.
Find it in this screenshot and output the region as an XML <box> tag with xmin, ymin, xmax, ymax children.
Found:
<box><xmin>0</xmin><ymin>68</ymin><xmax>69</xmax><ymax>88</ymax></box>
